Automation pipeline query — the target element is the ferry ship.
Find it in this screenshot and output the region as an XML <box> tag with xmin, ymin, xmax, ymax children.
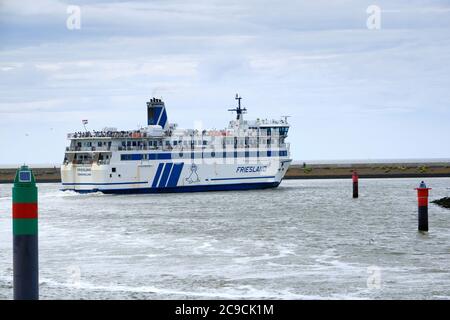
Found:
<box><xmin>61</xmin><ymin>95</ymin><xmax>292</xmax><ymax>193</ymax></box>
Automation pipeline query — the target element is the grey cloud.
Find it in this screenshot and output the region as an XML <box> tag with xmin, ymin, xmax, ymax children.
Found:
<box><xmin>0</xmin><ymin>0</ymin><xmax>449</xmax><ymax>162</ymax></box>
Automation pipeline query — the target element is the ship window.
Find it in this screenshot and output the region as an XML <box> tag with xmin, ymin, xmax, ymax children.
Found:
<box><xmin>121</xmin><ymin>154</ymin><xmax>136</xmax><ymax>161</ymax></box>
<box><xmin>279</xmin><ymin>127</ymin><xmax>289</xmax><ymax>135</ymax></box>
<box><xmin>211</xmin><ymin>151</ymin><xmax>215</xmax><ymax>157</ymax></box>
<box><xmin>179</xmin><ymin>152</ymin><xmax>183</xmax><ymax>158</ymax></box>
<box><xmin>122</xmin><ymin>141</ymin><xmax>126</xmax><ymax>146</ymax></box>
<box><xmin>112</xmin><ymin>168</ymin><xmax>116</xmax><ymax>173</ymax></box>
<box><xmin>157</xmin><ymin>153</ymin><xmax>171</xmax><ymax>160</ymax></box>
<box><xmin>98</xmin><ymin>142</ymin><xmax>102</xmax><ymax>147</ymax></box>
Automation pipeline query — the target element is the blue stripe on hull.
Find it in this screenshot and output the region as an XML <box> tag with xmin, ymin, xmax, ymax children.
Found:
<box><xmin>62</xmin><ymin>181</ymin><xmax>148</xmax><ymax>186</ymax></box>
<box><xmin>64</xmin><ymin>182</ymin><xmax>280</xmax><ymax>194</ymax></box>
<box><xmin>167</xmin><ymin>163</ymin><xmax>184</xmax><ymax>187</ymax></box>
<box><xmin>211</xmin><ymin>176</ymin><xmax>275</xmax><ymax>181</ymax></box>
<box><xmin>151</xmin><ymin>163</ymin><xmax>164</xmax><ymax>187</ymax></box>
<box><xmin>158</xmin><ymin>163</ymin><xmax>173</xmax><ymax>188</ymax></box>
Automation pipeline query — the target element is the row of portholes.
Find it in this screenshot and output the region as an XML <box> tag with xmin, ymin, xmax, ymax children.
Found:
<box><xmin>179</xmin><ymin>152</ymin><xmax>217</xmax><ymax>158</ymax></box>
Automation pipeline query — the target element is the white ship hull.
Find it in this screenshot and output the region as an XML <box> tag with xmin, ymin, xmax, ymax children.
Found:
<box><xmin>61</xmin><ymin>96</ymin><xmax>292</xmax><ymax>194</ymax></box>
<box><xmin>61</xmin><ymin>157</ymin><xmax>291</xmax><ymax>194</ymax></box>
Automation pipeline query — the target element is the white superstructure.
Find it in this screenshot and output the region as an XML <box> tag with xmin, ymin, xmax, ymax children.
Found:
<box><xmin>61</xmin><ymin>95</ymin><xmax>292</xmax><ymax>193</ymax></box>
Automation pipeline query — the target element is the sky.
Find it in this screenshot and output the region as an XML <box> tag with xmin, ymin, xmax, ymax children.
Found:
<box><xmin>0</xmin><ymin>0</ymin><xmax>449</xmax><ymax>164</ymax></box>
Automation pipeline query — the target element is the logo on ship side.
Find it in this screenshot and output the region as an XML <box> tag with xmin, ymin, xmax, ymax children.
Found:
<box><xmin>185</xmin><ymin>164</ymin><xmax>200</xmax><ymax>184</ymax></box>
<box><xmin>236</xmin><ymin>165</ymin><xmax>268</xmax><ymax>173</ymax></box>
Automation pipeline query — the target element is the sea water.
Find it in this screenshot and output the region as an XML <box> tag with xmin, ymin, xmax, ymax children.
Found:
<box><xmin>0</xmin><ymin>178</ymin><xmax>449</xmax><ymax>299</ymax></box>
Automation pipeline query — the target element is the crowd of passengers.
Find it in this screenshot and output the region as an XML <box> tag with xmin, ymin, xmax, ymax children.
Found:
<box><xmin>72</xmin><ymin>130</ymin><xmax>149</xmax><ymax>138</ymax></box>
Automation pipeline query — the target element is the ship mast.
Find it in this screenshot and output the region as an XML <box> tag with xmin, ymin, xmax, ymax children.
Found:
<box><xmin>228</xmin><ymin>93</ymin><xmax>247</xmax><ymax>121</ymax></box>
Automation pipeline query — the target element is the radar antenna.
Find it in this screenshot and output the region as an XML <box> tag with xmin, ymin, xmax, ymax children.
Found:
<box><xmin>281</xmin><ymin>115</ymin><xmax>291</xmax><ymax>123</ymax></box>
<box><xmin>228</xmin><ymin>93</ymin><xmax>247</xmax><ymax>121</ymax></box>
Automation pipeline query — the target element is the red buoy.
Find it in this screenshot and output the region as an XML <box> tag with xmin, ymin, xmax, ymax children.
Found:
<box><xmin>352</xmin><ymin>171</ymin><xmax>359</xmax><ymax>198</ymax></box>
<box><xmin>415</xmin><ymin>181</ymin><xmax>431</xmax><ymax>232</ymax></box>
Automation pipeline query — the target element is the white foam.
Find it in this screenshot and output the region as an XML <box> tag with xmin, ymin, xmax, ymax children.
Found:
<box><xmin>39</xmin><ymin>277</ymin><xmax>358</xmax><ymax>299</ymax></box>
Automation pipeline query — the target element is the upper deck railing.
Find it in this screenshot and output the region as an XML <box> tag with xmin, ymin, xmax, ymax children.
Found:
<box><xmin>67</xmin><ymin>131</ymin><xmax>151</xmax><ymax>139</ymax></box>
<box><xmin>68</xmin><ymin>130</ymin><xmax>285</xmax><ymax>140</ymax></box>
<box><xmin>65</xmin><ymin>142</ymin><xmax>290</xmax><ymax>153</ymax></box>
<box><xmin>67</xmin><ymin>121</ymin><xmax>289</xmax><ymax>140</ymax></box>
<box><xmin>245</xmin><ymin>119</ymin><xmax>290</xmax><ymax>126</ymax></box>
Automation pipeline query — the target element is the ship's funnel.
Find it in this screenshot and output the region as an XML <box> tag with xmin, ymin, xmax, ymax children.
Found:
<box><xmin>147</xmin><ymin>98</ymin><xmax>168</xmax><ymax>130</ymax></box>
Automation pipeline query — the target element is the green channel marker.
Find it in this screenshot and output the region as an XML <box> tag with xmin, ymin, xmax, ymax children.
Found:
<box><xmin>12</xmin><ymin>165</ymin><xmax>39</xmax><ymax>300</ymax></box>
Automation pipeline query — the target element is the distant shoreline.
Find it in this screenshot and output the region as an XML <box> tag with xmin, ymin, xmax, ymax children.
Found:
<box><xmin>1</xmin><ymin>162</ymin><xmax>449</xmax><ymax>184</ymax></box>
<box><xmin>285</xmin><ymin>162</ymin><xmax>450</xmax><ymax>180</ymax></box>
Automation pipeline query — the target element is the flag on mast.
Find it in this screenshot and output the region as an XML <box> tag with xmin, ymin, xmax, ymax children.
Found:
<box><xmin>82</xmin><ymin>119</ymin><xmax>88</xmax><ymax>132</ymax></box>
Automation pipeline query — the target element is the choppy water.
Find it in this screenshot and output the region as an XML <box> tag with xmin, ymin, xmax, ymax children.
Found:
<box><xmin>1</xmin><ymin>178</ymin><xmax>450</xmax><ymax>300</ymax></box>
